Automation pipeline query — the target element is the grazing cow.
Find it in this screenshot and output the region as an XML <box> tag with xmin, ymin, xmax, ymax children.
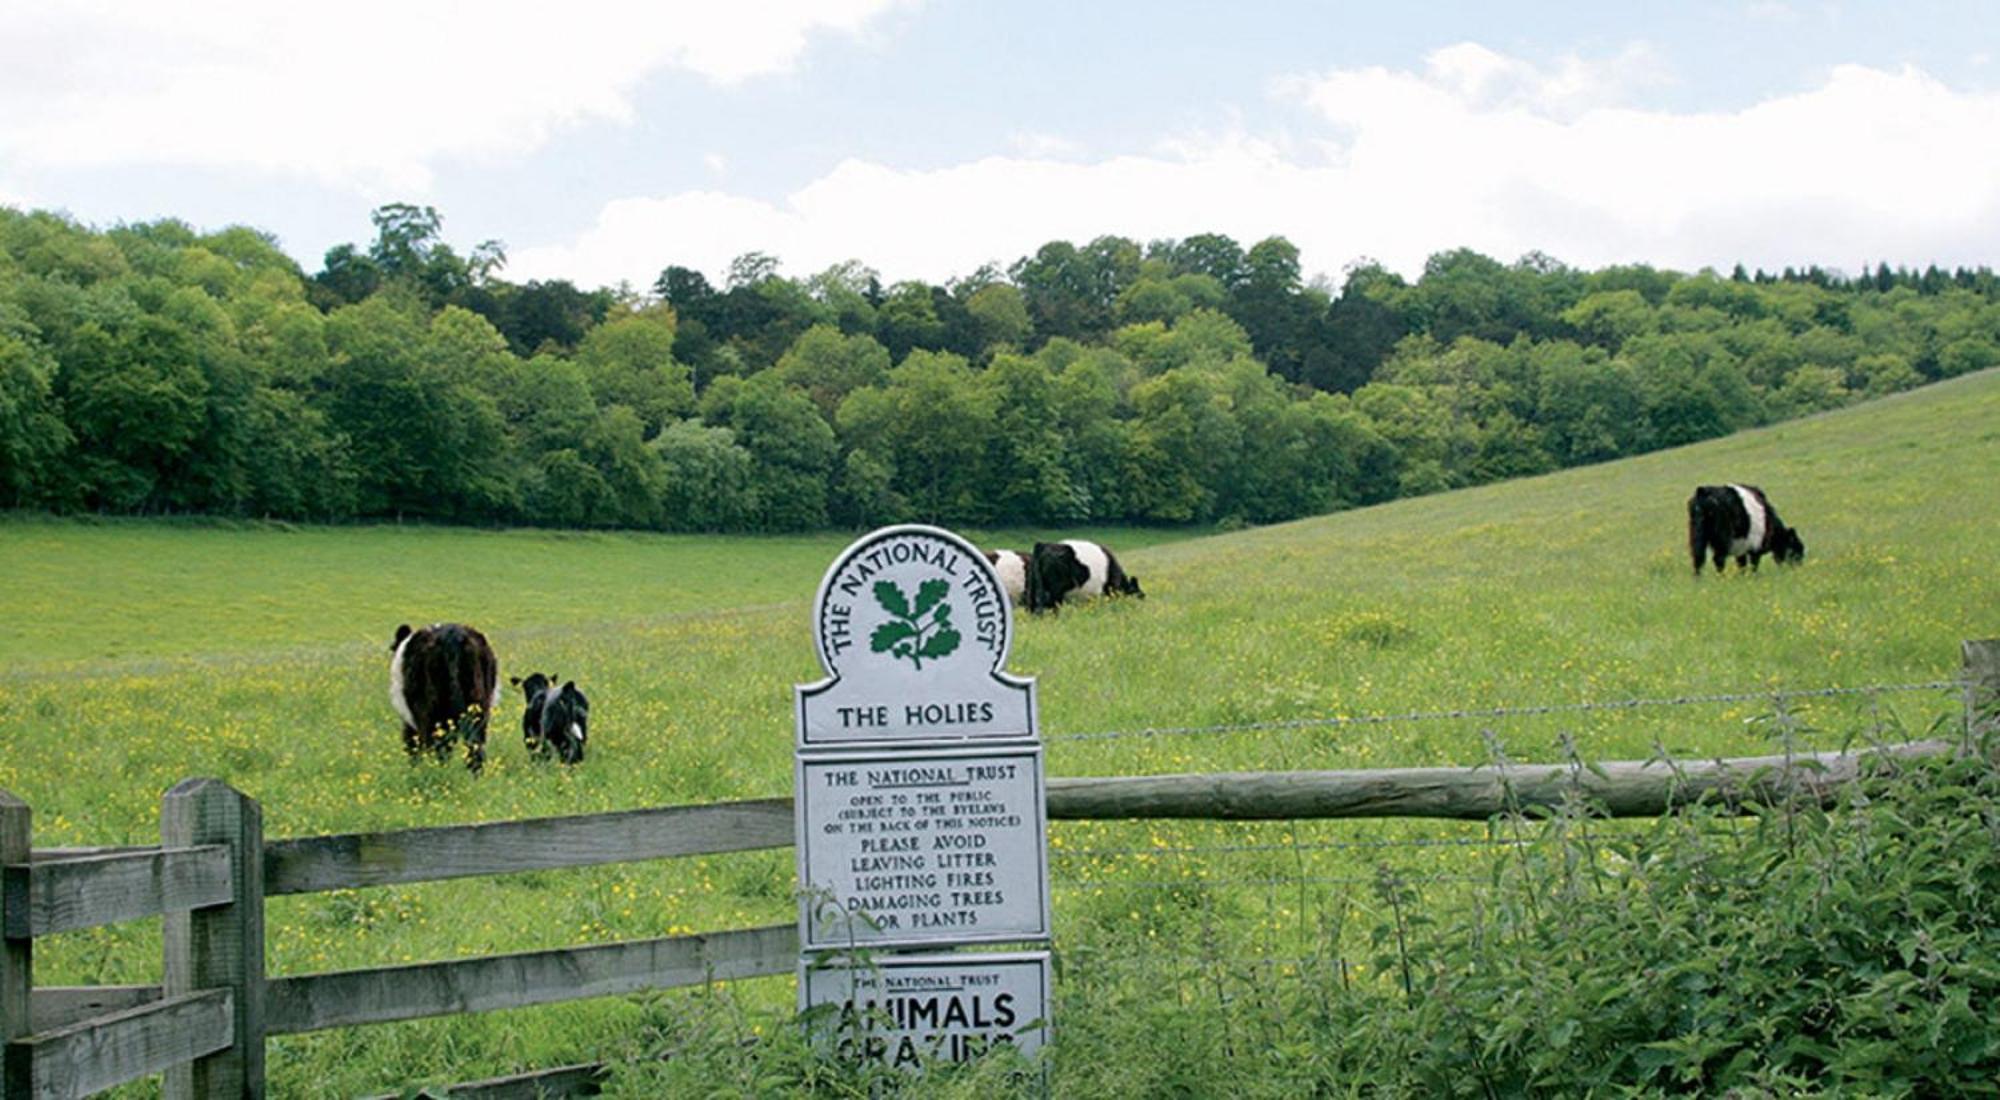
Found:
<box><xmin>1687</xmin><ymin>484</ymin><xmax>1806</xmax><ymax>576</ymax></box>
<box><xmin>512</xmin><ymin>672</ymin><xmax>590</xmax><ymax>765</ymax></box>
<box><xmin>389</xmin><ymin>623</ymin><xmax>500</xmax><ymax>773</ymax></box>
<box><xmin>982</xmin><ymin>548</ymin><xmax>1029</xmax><ymax>608</ymax></box>
<box><xmin>1024</xmin><ymin>539</ymin><xmax>1144</xmax><ymax>613</ymax></box>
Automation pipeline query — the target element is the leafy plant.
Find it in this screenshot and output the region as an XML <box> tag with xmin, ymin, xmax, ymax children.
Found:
<box><xmin>869</xmin><ymin>577</ymin><xmax>960</xmax><ymax>669</ymax></box>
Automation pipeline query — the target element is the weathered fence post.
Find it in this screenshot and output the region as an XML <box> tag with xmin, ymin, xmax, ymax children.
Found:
<box><xmin>1965</xmin><ymin>639</ymin><xmax>2000</xmax><ymax>742</ymax></box>
<box><xmin>162</xmin><ymin>779</ymin><xmax>264</xmax><ymax>1099</ymax></box>
<box><xmin>2</xmin><ymin>791</ymin><xmax>30</xmax><ymax>1097</ymax></box>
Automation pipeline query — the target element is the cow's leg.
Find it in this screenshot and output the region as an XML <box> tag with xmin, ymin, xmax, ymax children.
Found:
<box><xmin>523</xmin><ymin>699</ymin><xmax>545</xmax><ymax>757</ymax></box>
<box><xmin>1748</xmin><ymin>552</ymin><xmax>1762</xmax><ymax>572</ymax></box>
<box><xmin>467</xmin><ymin>706</ymin><xmax>489</xmax><ymax>774</ymax></box>
<box><xmin>425</xmin><ymin>721</ymin><xmax>452</xmax><ymax>762</ymax></box>
<box><xmin>438</xmin><ymin>709</ymin><xmax>481</xmax><ymax>773</ymax></box>
<box><xmin>402</xmin><ymin>724</ymin><xmax>423</xmax><ymax>760</ymax></box>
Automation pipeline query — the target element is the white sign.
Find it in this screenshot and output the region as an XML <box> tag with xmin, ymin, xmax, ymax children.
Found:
<box><xmin>797</xmin><ymin>746</ymin><xmax>1050</xmax><ymax>950</ymax></box>
<box><xmin>800</xmin><ymin>951</ymin><xmax>1050</xmax><ymax>1069</ymax></box>
<box><xmin>797</xmin><ymin>525</ymin><xmax>1036</xmax><ymax>748</ymax></box>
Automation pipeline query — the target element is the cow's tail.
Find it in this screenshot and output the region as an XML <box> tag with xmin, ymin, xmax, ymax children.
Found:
<box><xmin>429</xmin><ymin>649</ymin><xmax>472</xmax><ymax>744</ymax></box>
<box><xmin>1687</xmin><ymin>493</ymin><xmax>1706</xmax><ymax>575</ymax></box>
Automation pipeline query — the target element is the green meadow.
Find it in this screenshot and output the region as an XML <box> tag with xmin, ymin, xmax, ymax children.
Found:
<box><xmin>3</xmin><ymin>369</ymin><xmax>1997</xmax><ymax>1096</ymax></box>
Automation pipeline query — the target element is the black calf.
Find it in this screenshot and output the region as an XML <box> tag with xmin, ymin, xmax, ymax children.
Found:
<box><xmin>513</xmin><ymin>672</ymin><xmax>590</xmax><ymax>765</ymax></box>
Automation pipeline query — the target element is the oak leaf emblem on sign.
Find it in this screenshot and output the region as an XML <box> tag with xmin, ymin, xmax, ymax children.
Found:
<box><xmin>869</xmin><ymin>577</ymin><xmax>960</xmax><ymax>670</ymax></box>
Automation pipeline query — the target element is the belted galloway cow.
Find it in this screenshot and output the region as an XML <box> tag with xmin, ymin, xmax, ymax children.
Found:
<box><xmin>1025</xmin><ymin>539</ymin><xmax>1143</xmax><ymax>612</ymax></box>
<box><xmin>389</xmin><ymin>623</ymin><xmax>500</xmax><ymax>773</ymax></box>
<box><xmin>983</xmin><ymin>548</ymin><xmax>1029</xmax><ymax>608</ymax></box>
<box><xmin>1688</xmin><ymin>484</ymin><xmax>1805</xmax><ymax>576</ymax></box>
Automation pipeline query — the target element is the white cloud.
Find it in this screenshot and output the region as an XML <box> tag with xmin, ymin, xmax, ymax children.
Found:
<box><xmin>511</xmin><ymin>147</ymin><xmax>1329</xmax><ymax>287</ymax></box>
<box><xmin>0</xmin><ymin>0</ymin><xmax>916</xmax><ymax>193</ymax></box>
<box><xmin>515</xmin><ymin>46</ymin><xmax>2000</xmax><ymax>288</ymax></box>
<box><xmin>1414</xmin><ymin>41</ymin><xmax>1674</xmax><ymax>119</ymax></box>
<box><xmin>1008</xmin><ymin>132</ymin><xmax>1085</xmax><ymax>160</ymax></box>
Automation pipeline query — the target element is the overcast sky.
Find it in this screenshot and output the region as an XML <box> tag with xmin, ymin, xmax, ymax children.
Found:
<box><xmin>3</xmin><ymin>1</ymin><xmax>1996</xmax><ymax>290</ymax></box>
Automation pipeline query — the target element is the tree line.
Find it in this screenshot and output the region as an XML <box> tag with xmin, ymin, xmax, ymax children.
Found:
<box><xmin>2</xmin><ymin>203</ymin><xmax>1996</xmax><ymax>531</ymax></box>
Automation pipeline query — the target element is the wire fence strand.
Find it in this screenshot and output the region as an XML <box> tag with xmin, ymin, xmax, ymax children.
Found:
<box><xmin>1050</xmin><ymin>835</ymin><xmax>1525</xmax><ymax>859</ymax></box>
<box><xmin>1045</xmin><ymin>679</ymin><xmax>1966</xmax><ymax>745</ymax></box>
<box><xmin>1053</xmin><ymin>873</ymin><xmax>1489</xmax><ymax>891</ymax></box>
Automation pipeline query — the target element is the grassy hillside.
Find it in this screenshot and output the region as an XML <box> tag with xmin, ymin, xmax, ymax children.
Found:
<box><xmin>2</xmin><ymin>369</ymin><xmax>1996</xmax><ymax>1095</ymax></box>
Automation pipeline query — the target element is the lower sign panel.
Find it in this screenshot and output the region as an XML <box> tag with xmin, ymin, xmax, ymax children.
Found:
<box><xmin>800</xmin><ymin>950</ymin><xmax>1051</xmax><ymax>1069</ymax></box>
<box><xmin>796</xmin><ymin>746</ymin><xmax>1050</xmax><ymax>949</ymax></box>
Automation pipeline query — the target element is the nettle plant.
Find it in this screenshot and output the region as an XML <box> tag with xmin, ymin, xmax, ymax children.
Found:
<box><xmin>869</xmin><ymin>578</ymin><xmax>961</xmax><ymax>670</ymax></box>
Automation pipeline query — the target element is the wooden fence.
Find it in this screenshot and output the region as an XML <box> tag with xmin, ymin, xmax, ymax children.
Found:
<box><xmin>4</xmin><ymin>640</ymin><xmax>1994</xmax><ymax>1098</ymax></box>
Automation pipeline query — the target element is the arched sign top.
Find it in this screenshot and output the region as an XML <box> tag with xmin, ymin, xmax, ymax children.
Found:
<box><xmin>811</xmin><ymin>525</ymin><xmax>1012</xmax><ymax>678</ymax></box>
<box><xmin>798</xmin><ymin>525</ymin><xmax>1035</xmax><ymax>748</ymax></box>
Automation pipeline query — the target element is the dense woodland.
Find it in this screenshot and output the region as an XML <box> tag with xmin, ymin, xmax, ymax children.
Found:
<box><xmin>2</xmin><ymin>203</ymin><xmax>1996</xmax><ymax>531</ymax></box>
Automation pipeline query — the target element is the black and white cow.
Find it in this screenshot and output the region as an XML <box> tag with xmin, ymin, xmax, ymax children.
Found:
<box><xmin>1687</xmin><ymin>484</ymin><xmax>1806</xmax><ymax>576</ymax></box>
<box><xmin>982</xmin><ymin>548</ymin><xmax>1029</xmax><ymax>609</ymax></box>
<box><xmin>389</xmin><ymin>623</ymin><xmax>501</xmax><ymax>773</ymax></box>
<box><xmin>1024</xmin><ymin>539</ymin><xmax>1144</xmax><ymax>613</ymax></box>
<box><xmin>512</xmin><ymin>672</ymin><xmax>590</xmax><ymax>765</ymax></box>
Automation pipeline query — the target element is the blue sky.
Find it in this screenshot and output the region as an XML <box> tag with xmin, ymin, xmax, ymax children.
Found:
<box><xmin>3</xmin><ymin>1</ymin><xmax>1996</xmax><ymax>289</ymax></box>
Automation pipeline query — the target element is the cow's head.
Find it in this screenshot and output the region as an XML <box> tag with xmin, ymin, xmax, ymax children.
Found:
<box><xmin>1114</xmin><ymin>573</ymin><xmax>1145</xmax><ymax>599</ymax></box>
<box><xmin>1772</xmin><ymin>526</ymin><xmax>1806</xmax><ymax>565</ymax></box>
<box><xmin>510</xmin><ymin>672</ymin><xmax>554</xmax><ymax>702</ymax></box>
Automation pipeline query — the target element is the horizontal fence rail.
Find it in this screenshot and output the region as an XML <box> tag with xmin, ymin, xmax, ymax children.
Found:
<box><xmin>28</xmin><ymin>988</ymin><xmax>162</xmax><ymax>1036</ymax></box>
<box><xmin>264</xmin><ymin>798</ymin><xmax>794</xmax><ymax>896</ymax></box>
<box><xmin>8</xmin><ymin>991</ymin><xmax>232</xmax><ymax>1100</ymax></box>
<box><xmin>1042</xmin><ymin>739</ymin><xmax>1960</xmax><ymax>821</ymax></box>
<box><xmin>265</xmin><ymin>924</ymin><xmax>798</xmax><ymax>1035</ymax></box>
<box><xmin>359</xmin><ymin>1062</ymin><xmax>611</xmax><ymax>1100</ymax></box>
<box><xmin>14</xmin><ymin>847</ymin><xmax>232</xmax><ymax>938</ymax></box>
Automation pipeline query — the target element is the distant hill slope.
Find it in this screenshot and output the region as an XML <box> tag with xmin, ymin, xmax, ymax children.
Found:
<box><xmin>1020</xmin><ymin>367</ymin><xmax>2000</xmax><ymax>765</ymax></box>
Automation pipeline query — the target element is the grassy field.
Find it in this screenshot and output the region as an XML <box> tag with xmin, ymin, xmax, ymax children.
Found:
<box><xmin>3</xmin><ymin>369</ymin><xmax>1997</xmax><ymax>1096</ymax></box>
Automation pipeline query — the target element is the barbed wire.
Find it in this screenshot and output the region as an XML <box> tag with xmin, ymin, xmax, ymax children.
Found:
<box><xmin>1045</xmin><ymin>679</ymin><xmax>1966</xmax><ymax>746</ymax></box>
<box><xmin>1049</xmin><ymin>820</ymin><xmax>1751</xmax><ymax>862</ymax></box>
<box><xmin>1050</xmin><ymin>835</ymin><xmax>1525</xmax><ymax>859</ymax></box>
<box><xmin>1052</xmin><ymin>873</ymin><xmax>1488</xmax><ymax>891</ymax></box>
